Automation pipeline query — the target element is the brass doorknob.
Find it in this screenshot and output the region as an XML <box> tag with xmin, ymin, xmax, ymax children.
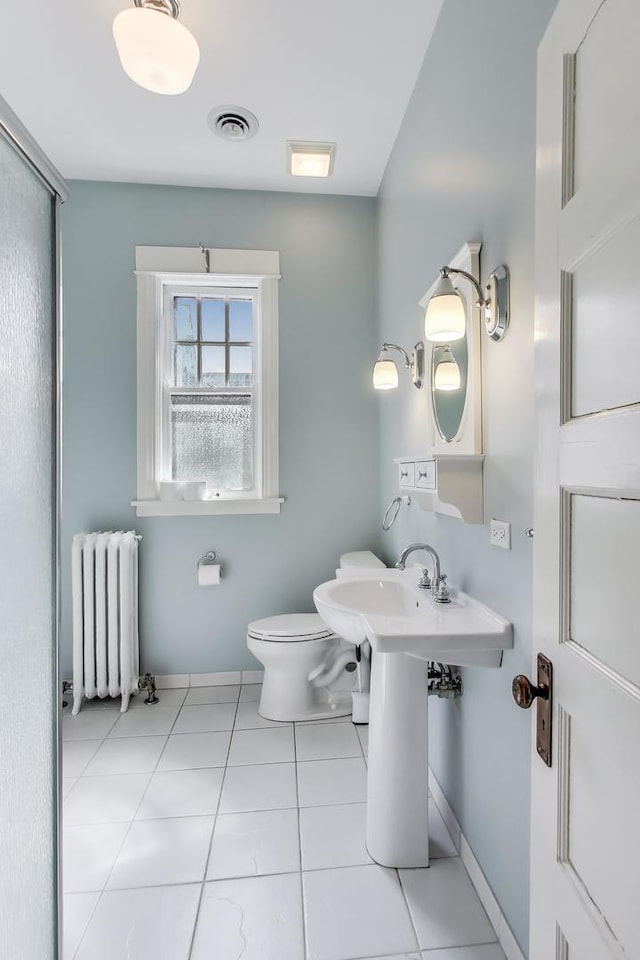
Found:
<box><xmin>512</xmin><ymin>674</ymin><xmax>549</xmax><ymax>710</ymax></box>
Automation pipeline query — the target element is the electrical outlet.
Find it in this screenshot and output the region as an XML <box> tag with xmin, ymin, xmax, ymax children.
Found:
<box><xmin>490</xmin><ymin>519</ymin><xmax>511</xmax><ymax>550</ymax></box>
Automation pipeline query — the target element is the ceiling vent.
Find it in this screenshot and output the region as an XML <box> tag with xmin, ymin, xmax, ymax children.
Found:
<box><xmin>207</xmin><ymin>106</ymin><xmax>259</xmax><ymax>141</ymax></box>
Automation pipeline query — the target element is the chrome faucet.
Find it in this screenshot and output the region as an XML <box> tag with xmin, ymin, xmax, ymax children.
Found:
<box><xmin>395</xmin><ymin>542</ymin><xmax>451</xmax><ymax>603</ymax></box>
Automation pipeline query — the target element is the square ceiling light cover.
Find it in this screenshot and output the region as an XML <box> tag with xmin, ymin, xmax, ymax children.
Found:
<box><xmin>287</xmin><ymin>141</ymin><xmax>336</xmax><ymax>177</ymax></box>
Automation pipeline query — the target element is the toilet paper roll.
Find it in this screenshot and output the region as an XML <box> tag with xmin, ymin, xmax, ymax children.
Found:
<box><xmin>198</xmin><ymin>563</ymin><xmax>221</xmax><ymax>586</ymax></box>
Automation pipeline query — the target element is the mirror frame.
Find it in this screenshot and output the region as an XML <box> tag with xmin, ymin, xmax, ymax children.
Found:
<box><xmin>419</xmin><ymin>241</ymin><xmax>483</xmax><ymax>455</ymax></box>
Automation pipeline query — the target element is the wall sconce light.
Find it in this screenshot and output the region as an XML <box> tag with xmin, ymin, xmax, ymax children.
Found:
<box><xmin>373</xmin><ymin>342</ymin><xmax>424</xmax><ymax>391</ymax></box>
<box><xmin>433</xmin><ymin>345</ymin><xmax>461</xmax><ymax>392</ymax></box>
<box><xmin>113</xmin><ymin>0</ymin><xmax>200</xmax><ymax>96</ymax></box>
<box><xmin>425</xmin><ymin>264</ymin><xmax>510</xmax><ymax>343</ymax></box>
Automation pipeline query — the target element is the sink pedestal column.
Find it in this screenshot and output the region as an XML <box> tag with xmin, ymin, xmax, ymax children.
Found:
<box><xmin>366</xmin><ymin>651</ymin><xmax>429</xmax><ymax>867</ymax></box>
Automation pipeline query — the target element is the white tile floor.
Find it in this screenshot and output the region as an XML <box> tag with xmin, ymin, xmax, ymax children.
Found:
<box><xmin>63</xmin><ymin>685</ymin><xmax>505</xmax><ymax>960</ymax></box>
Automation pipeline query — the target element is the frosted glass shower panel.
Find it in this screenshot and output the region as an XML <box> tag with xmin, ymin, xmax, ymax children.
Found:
<box><xmin>171</xmin><ymin>394</ymin><xmax>254</xmax><ymax>490</ymax></box>
<box><xmin>0</xmin><ymin>128</ymin><xmax>57</xmax><ymax>957</ymax></box>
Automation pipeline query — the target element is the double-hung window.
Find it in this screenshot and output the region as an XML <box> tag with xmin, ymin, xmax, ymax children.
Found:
<box><xmin>134</xmin><ymin>246</ymin><xmax>282</xmax><ymax>515</ymax></box>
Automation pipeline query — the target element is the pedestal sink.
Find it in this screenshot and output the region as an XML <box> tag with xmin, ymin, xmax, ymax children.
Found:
<box><xmin>313</xmin><ymin>569</ymin><xmax>513</xmax><ymax>868</ymax></box>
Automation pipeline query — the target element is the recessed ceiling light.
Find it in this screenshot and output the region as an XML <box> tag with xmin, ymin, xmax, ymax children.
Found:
<box><xmin>287</xmin><ymin>142</ymin><xmax>336</xmax><ymax>178</ymax></box>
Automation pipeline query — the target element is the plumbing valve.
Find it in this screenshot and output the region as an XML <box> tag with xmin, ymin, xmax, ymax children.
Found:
<box><xmin>138</xmin><ymin>673</ymin><xmax>159</xmax><ymax>705</ymax></box>
<box><xmin>427</xmin><ymin>662</ymin><xmax>462</xmax><ymax>699</ymax></box>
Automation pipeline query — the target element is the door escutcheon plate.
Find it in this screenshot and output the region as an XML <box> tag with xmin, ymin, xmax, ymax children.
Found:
<box><xmin>536</xmin><ymin>653</ymin><xmax>552</xmax><ymax>767</ymax></box>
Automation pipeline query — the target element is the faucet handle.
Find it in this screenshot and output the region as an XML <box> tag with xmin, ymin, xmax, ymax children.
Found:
<box><xmin>417</xmin><ymin>566</ymin><xmax>431</xmax><ymax>590</ymax></box>
<box><xmin>434</xmin><ymin>574</ymin><xmax>452</xmax><ymax>604</ymax></box>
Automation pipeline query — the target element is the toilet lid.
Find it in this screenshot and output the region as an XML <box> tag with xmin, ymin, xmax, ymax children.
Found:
<box><xmin>248</xmin><ymin>613</ymin><xmax>335</xmax><ymax>643</ymax></box>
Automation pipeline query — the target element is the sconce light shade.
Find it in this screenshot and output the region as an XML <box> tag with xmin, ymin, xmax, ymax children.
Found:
<box><xmin>373</xmin><ymin>352</ymin><xmax>399</xmax><ymax>390</ymax></box>
<box><xmin>113</xmin><ymin>2</ymin><xmax>200</xmax><ymax>95</ymax></box>
<box><xmin>424</xmin><ymin>273</ymin><xmax>466</xmax><ymax>343</ymax></box>
<box><xmin>434</xmin><ymin>346</ymin><xmax>461</xmax><ymax>392</ymax></box>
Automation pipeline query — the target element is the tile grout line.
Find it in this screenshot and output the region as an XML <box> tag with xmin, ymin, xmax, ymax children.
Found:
<box><xmin>65</xmin><ymin>727</ymin><xmax>113</xmax><ymax>960</ymax></box>
<box><xmin>66</xmin><ymin>709</ymin><xmax>125</xmax><ymax>960</ymax></box>
<box><xmin>396</xmin><ymin>867</ymin><xmax>424</xmax><ymax>957</ymax></box>
<box><xmin>66</xmin><ymin>690</ymin><xmax>186</xmax><ymax>957</ymax></box>
<box><xmin>355</xmin><ymin>722</ymin><xmax>368</xmax><ymax>767</ymax></box>
<box><xmin>292</xmin><ymin>720</ymin><xmax>309</xmax><ymax>960</ymax></box>
<box><xmin>69</xmin><ymin>689</ymin><xmax>191</xmax><ymax>957</ymax></box>
<box><xmin>67</xmin><ymin>852</ymin><xmax>454</xmax><ymax>894</ymax></box>
<box><xmin>186</xmin><ymin>683</ymin><xmax>242</xmax><ymax>960</ymax></box>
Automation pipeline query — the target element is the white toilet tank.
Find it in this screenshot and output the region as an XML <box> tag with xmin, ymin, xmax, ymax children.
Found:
<box><xmin>337</xmin><ymin>551</ymin><xmax>386</xmax><ymax>577</ymax></box>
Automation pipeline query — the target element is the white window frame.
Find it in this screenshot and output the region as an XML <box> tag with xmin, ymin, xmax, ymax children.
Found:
<box><xmin>132</xmin><ymin>246</ymin><xmax>282</xmax><ymax>516</ymax></box>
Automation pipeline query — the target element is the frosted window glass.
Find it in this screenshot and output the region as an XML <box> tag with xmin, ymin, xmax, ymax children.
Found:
<box><xmin>173</xmin><ymin>296</ymin><xmax>197</xmax><ymax>340</ymax></box>
<box><xmin>174</xmin><ymin>344</ymin><xmax>197</xmax><ymax>386</ymax></box>
<box><xmin>201</xmin><ymin>345</ymin><xmax>226</xmax><ymax>386</ymax></box>
<box><xmin>229</xmin><ymin>346</ymin><xmax>253</xmax><ymax>387</ymax></box>
<box><xmin>229</xmin><ymin>299</ymin><xmax>253</xmax><ymax>341</ymax></box>
<box><xmin>171</xmin><ymin>395</ymin><xmax>253</xmax><ymax>490</ymax></box>
<box><xmin>202</xmin><ymin>298</ymin><xmax>225</xmax><ymax>341</ymax></box>
<box><xmin>0</xmin><ymin>133</ymin><xmax>56</xmax><ymax>956</ymax></box>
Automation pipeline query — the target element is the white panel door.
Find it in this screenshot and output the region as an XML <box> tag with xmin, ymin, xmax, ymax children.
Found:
<box><xmin>533</xmin><ymin>1</ymin><xmax>640</xmax><ymax>958</ymax></box>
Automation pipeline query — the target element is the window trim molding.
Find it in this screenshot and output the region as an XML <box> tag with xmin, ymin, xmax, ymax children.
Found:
<box><xmin>134</xmin><ymin>247</ymin><xmax>282</xmax><ymax>517</ymax></box>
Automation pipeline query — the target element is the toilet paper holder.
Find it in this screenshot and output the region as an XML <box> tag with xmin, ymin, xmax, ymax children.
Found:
<box><xmin>198</xmin><ymin>550</ymin><xmax>218</xmax><ymax>568</ymax></box>
<box><xmin>197</xmin><ymin>550</ymin><xmax>221</xmax><ymax>586</ymax></box>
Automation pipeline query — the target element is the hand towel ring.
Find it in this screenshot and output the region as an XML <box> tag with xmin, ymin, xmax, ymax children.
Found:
<box><xmin>382</xmin><ymin>495</ymin><xmax>410</xmax><ymax>531</ymax></box>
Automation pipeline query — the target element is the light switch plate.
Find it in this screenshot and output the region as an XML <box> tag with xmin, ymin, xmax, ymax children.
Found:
<box><xmin>490</xmin><ymin>519</ymin><xmax>511</xmax><ymax>550</ymax></box>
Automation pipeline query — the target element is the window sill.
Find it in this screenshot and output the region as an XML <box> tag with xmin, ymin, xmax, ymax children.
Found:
<box><xmin>131</xmin><ymin>498</ymin><xmax>285</xmax><ymax>517</ymax></box>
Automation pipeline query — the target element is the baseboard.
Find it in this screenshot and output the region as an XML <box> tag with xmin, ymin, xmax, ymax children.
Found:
<box><xmin>156</xmin><ymin>670</ymin><xmax>264</xmax><ymax>689</ymax></box>
<box><xmin>428</xmin><ymin>769</ymin><xmax>527</xmax><ymax>960</ymax></box>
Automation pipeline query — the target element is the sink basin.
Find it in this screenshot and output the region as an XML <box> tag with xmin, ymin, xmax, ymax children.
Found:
<box><xmin>312</xmin><ymin>576</ymin><xmax>410</xmax><ymax>646</ymax></box>
<box><xmin>313</xmin><ymin>569</ymin><xmax>513</xmax><ymax>667</ymax></box>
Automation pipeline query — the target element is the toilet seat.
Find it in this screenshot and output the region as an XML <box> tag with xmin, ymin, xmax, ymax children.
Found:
<box><xmin>248</xmin><ymin>613</ymin><xmax>335</xmax><ymax>643</ymax></box>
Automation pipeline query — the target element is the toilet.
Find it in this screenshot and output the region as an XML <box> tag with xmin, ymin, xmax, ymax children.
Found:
<box><xmin>247</xmin><ymin>551</ymin><xmax>385</xmax><ymax>722</ymax></box>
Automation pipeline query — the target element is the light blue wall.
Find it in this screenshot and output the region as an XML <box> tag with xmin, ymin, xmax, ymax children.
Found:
<box><xmin>61</xmin><ymin>182</ymin><xmax>379</xmax><ymax>678</ymax></box>
<box><xmin>375</xmin><ymin>0</ymin><xmax>557</xmax><ymax>953</ymax></box>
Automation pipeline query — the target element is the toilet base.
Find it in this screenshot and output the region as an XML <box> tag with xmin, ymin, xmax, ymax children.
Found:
<box><xmin>259</xmin><ymin>685</ymin><xmax>352</xmax><ymax>722</ymax></box>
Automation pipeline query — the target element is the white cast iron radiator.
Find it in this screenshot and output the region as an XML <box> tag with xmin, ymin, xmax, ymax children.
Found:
<box><xmin>71</xmin><ymin>531</ymin><xmax>140</xmax><ymax>715</ymax></box>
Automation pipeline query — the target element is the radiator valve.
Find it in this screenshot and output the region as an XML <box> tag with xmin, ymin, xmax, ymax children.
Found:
<box><xmin>138</xmin><ymin>673</ymin><xmax>159</xmax><ymax>705</ymax></box>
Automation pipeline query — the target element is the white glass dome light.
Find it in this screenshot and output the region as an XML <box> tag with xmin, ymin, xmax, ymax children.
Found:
<box><xmin>113</xmin><ymin>0</ymin><xmax>200</xmax><ymax>96</ymax></box>
<box><xmin>372</xmin><ymin>350</ymin><xmax>399</xmax><ymax>391</ymax></box>
<box><xmin>424</xmin><ymin>271</ymin><xmax>466</xmax><ymax>343</ymax></box>
<box><xmin>433</xmin><ymin>346</ymin><xmax>461</xmax><ymax>392</ymax></box>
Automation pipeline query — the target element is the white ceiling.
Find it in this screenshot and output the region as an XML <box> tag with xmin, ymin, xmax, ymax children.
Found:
<box><xmin>0</xmin><ymin>0</ymin><xmax>443</xmax><ymax>196</ymax></box>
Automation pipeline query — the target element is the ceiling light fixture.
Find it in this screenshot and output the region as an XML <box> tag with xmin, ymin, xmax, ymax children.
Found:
<box><xmin>287</xmin><ymin>142</ymin><xmax>336</xmax><ymax>178</ymax></box>
<box><xmin>373</xmin><ymin>342</ymin><xmax>424</xmax><ymax>391</ymax></box>
<box><xmin>113</xmin><ymin>0</ymin><xmax>200</xmax><ymax>96</ymax></box>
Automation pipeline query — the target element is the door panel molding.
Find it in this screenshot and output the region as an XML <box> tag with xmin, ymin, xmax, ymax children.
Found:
<box><xmin>562</xmin><ymin>53</ymin><xmax>576</xmax><ymax>208</ymax></box>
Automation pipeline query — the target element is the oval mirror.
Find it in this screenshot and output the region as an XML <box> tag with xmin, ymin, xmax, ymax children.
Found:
<box><xmin>431</xmin><ymin>335</ymin><xmax>468</xmax><ymax>442</ymax></box>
